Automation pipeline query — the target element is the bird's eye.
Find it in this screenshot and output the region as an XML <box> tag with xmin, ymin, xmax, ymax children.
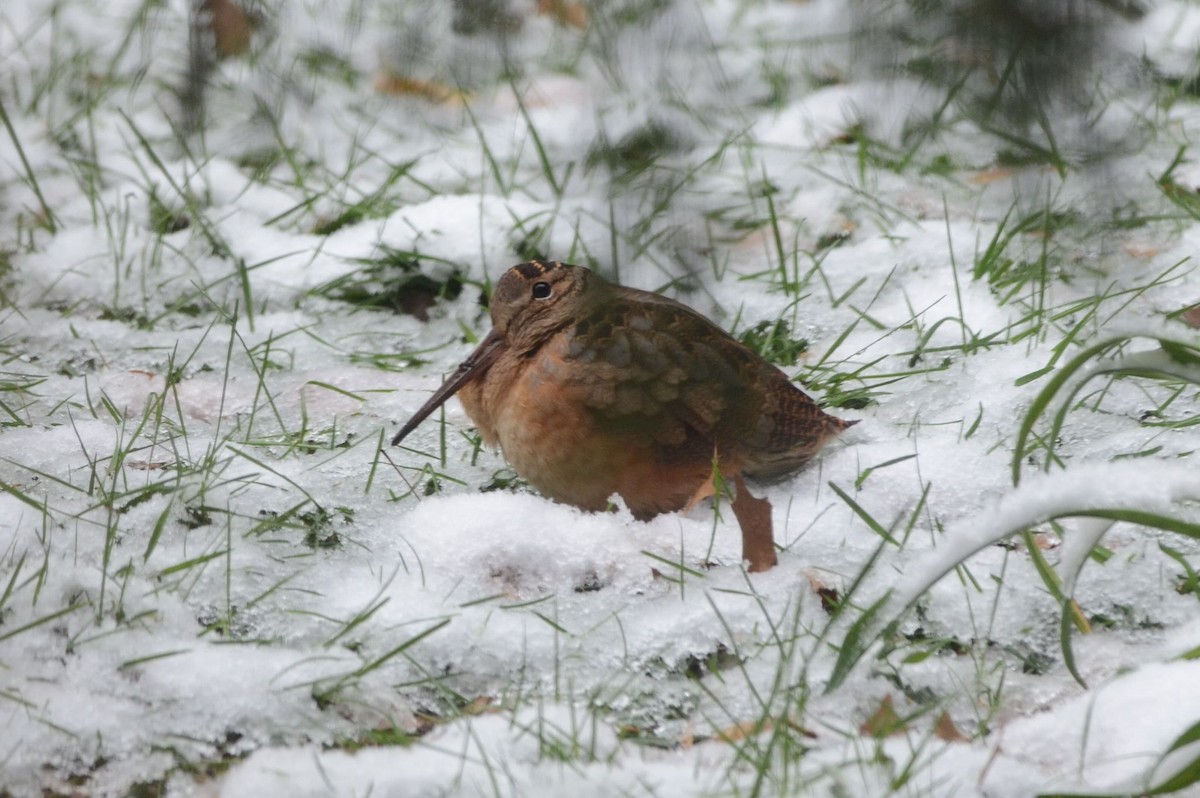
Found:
<box><xmin>531</xmin><ymin>281</ymin><xmax>552</xmax><ymax>300</ymax></box>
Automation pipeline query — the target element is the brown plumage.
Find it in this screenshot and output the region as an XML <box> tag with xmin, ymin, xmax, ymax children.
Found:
<box><xmin>392</xmin><ymin>260</ymin><xmax>856</xmax><ymax>570</ymax></box>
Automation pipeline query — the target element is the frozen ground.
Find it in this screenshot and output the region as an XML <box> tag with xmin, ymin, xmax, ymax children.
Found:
<box><xmin>4</xmin><ymin>0</ymin><xmax>1200</xmax><ymax>796</ymax></box>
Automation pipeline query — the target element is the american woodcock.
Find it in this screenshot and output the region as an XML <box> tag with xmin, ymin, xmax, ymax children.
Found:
<box><xmin>391</xmin><ymin>260</ymin><xmax>855</xmax><ymax>571</ymax></box>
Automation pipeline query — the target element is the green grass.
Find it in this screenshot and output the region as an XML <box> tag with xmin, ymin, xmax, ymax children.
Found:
<box><xmin>309</xmin><ymin>247</ymin><xmax>467</xmax><ymax>318</ymax></box>
<box><xmin>4</xmin><ymin>0</ymin><xmax>1200</xmax><ymax>795</ymax></box>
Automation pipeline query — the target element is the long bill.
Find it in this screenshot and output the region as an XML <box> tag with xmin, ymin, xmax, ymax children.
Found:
<box><xmin>391</xmin><ymin>327</ymin><xmax>505</xmax><ymax>447</ymax></box>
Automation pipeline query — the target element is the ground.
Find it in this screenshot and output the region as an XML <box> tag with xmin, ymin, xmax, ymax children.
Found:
<box><xmin>4</xmin><ymin>0</ymin><xmax>1200</xmax><ymax>796</ymax></box>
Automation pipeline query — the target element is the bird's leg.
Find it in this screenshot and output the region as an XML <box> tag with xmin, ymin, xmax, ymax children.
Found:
<box><xmin>684</xmin><ymin>450</ymin><xmax>777</xmax><ymax>572</ymax></box>
<box><xmin>683</xmin><ymin>446</ymin><xmax>725</xmax><ymax>513</ymax></box>
<box><xmin>731</xmin><ymin>473</ymin><xmax>776</xmax><ymax>572</ymax></box>
<box><xmin>682</xmin><ymin>474</ymin><xmax>717</xmax><ymax>514</ymax></box>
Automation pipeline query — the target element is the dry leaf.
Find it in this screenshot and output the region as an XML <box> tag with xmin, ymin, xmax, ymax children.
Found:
<box><xmin>860</xmin><ymin>694</ymin><xmax>906</xmax><ymax>738</ymax></box>
<box><xmin>731</xmin><ymin>473</ymin><xmax>776</xmax><ymax>572</ymax></box>
<box><xmin>203</xmin><ymin>0</ymin><xmax>257</xmax><ymax>59</ymax></box>
<box><xmin>1030</xmin><ymin>532</ymin><xmax>1059</xmax><ymax>550</ymax></box>
<box><xmin>716</xmin><ymin>718</ymin><xmax>773</xmax><ymax>743</ymax></box>
<box><xmin>537</xmin><ymin>0</ymin><xmax>587</xmax><ymax>28</ymax></box>
<box><xmin>934</xmin><ymin>710</ymin><xmax>968</xmax><ymax>742</ymax></box>
<box><xmin>463</xmin><ymin>696</ymin><xmax>495</xmax><ymax>715</ymax></box>
<box><xmin>804</xmin><ymin>572</ymin><xmax>842</xmax><ymax>614</ymax></box>
<box><xmin>968</xmin><ymin>167</ymin><xmax>1015</xmax><ymax>185</ymax></box>
<box><xmin>373</xmin><ymin>73</ymin><xmax>464</xmax><ymax>104</ymax></box>
<box><xmin>786</xmin><ymin>718</ymin><xmax>819</xmax><ymax>739</ymax></box>
<box><xmin>127</xmin><ymin>461</ymin><xmax>172</xmax><ymax>471</ymax></box>
<box><xmin>1180</xmin><ymin>305</ymin><xmax>1200</xmax><ymax>329</ymax></box>
<box><xmin>1125</xmin><ymin>243</ymin><xmax>1162</xmax><ymax>260</ymax></box>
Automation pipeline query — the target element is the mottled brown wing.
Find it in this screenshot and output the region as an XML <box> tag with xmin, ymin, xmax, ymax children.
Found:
<box><xmin>558</xmin><ymin>287</ymin><xmax>833</xmax><ymax>471</ymax></box>
<box><xmin>745</xmin><ymin>367</ymin><xmax>853</xmax><ymax>477</ymax></box>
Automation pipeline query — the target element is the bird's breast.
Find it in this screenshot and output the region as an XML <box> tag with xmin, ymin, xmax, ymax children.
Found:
<box><xmin>458</xmin><ymin>332</ymin><xmax>656</xmax><ymax>510</ymax></box>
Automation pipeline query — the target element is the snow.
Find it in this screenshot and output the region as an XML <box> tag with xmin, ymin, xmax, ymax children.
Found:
<box><xmin>212</xmin><ymin>706</ymin><xmax>717</xmax><ymax>798</ymax></box>
<box><xmin>4</xmin><ymin>0</ymin><xmax>1200</xmax><ymax>796</ymax></box>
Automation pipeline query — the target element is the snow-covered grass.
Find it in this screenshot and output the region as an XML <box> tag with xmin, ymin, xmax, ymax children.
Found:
<box><xmin>4</xmin><ymin>0</ymin><xmax>1200</xmax><ymax>795</ymax></box>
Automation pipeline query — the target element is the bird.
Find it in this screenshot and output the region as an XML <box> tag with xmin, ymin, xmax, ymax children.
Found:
<box><xmin>391</xmin><ymin>259</ymin><xmax>856</xmax><ymax>571</ymax></box>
